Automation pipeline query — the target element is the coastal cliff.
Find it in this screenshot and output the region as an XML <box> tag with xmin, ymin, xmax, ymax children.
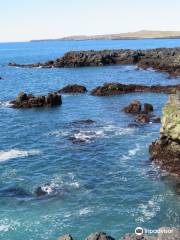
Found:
<box><xmin>149</xmin><ymin>91</ymin><xmax>180</xmax><ymax>175</ymax></box>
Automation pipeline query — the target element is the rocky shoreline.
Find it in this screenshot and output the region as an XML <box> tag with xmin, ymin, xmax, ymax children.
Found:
<box><xmin>56</xmin><ymin>228</ymin><xmax>180</xmax><ymax>240</ymax></box>
<box><xmin>149</xmin><ymin>91</ymin><xmax>180</xmax><ymax>176</ymax></box>
<box><xmin>91</xmin><ymin>83</ymin><xmax>180</xmax><ymax>96</ymax></box>
<box><xmin>8</xmin><ymin>48</ymin><xmax>180</xmax><ymax>77</ymax></box>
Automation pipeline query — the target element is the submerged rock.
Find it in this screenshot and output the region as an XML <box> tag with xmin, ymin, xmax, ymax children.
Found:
<box><xmin>149</xmin><ymin>91</ymin><xmax>180</xmax><ymax>176</ymax></box>
<box><xmin>128</xmin><ymin>123</ymin><xmax>139</xmax><ymax>128</ymax></box>
<box><xmin>91</xmin><ymin>83</ymin><xmax>180</xmax><ymax>96</ymax></box>
<box><xmin>11</xmin><ymin>92</ymin><xmax>62</xmax><ymax>108</ymax></box>
<box><xmin>58</xmin><ymin>84</ymin><xmax>87</xmax><ymax>94</ymax></box>
<box><xmin>0</xmin><ymin>187</ymin><xmax>31</xmax><ymax>198</ymax></box>
<box><xmin>72</xmin><ymin>119</ymin><xmax>96</xmax><ymax>125</ymax></box>
<box><xmin>86</xmin><ymin>232</ymin><xmax>115</xmax><ymax>240</ymax></box>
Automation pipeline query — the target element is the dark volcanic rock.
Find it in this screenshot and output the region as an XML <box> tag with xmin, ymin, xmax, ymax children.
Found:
<box><xmin>34</xmin><ymin>186</ymin><xmax>48</xmax><ymax>197</ymax></box>
<box><xmin>136</xmin><ymin>113</ymin><xmax>150</xmax><ymax>123</ymax></box>
<box><xmin>11</xmin><ymin>92</ymin><xmax>62</xmax><ymax>108</ymax></box>
<box><xmin>8</xmin><ymin>48</ymin><xmax>180</xmax><ymax>77</ymax></box>
<box><xmin>152</xmin><ymin>117</ymin><xmax>161</xmax><ymax>123</ymax></box>
<box><xmin>86</xmin><ymin>232</ymin><xmax>115</xmax><ymax>240</ymax></box>
<box><xmin>91</xmin><ymin>83</ymin><xmax>180</xmax><ymax>96</ymax></box>
<box><xmin>72</xmin><ymin>119</ymin><xmax>96</xmax><ymax>124</ymax></box>
<box><xmin>58</xmin><ymin>84</ymin><xmax>87</xmax><ymax>94</ymax></box>
<box><xmin>128</xmin><ymin>123</ymin><xmax>139</xmax><ymax>128</ymax></box>
<box><xmin>143</xmin><ymin>103</ymin><xmax>153</xmax><ymax>113</ymax></box>
<box><xmin>150</xmin><ymin>138</ymin><xmax>180</xmax><ymax>175</ymax></box>
<box><xmin>123</xmin><ymin>100</ymin><xmax>141</xmax><ymax>114</ymax></box>
<box><xmin>149</xmin><ymin>91</ymin><xmax>180</xmax><ymax>176</ymax></box>
<box><xmin>123</xmin><ymin>100</ymin><xmax>158</xmax><ymax>125</ymax></box>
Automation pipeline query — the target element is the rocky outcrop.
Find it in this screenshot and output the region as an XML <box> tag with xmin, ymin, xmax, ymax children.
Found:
<box><xmin>91</xmin><ymin>83</ymin><xmax>180</xmax><ymax>96</ymax></box>
<box><xmin>123</xmin><ymin>100</ymin><xmax>142</xmax><ymax>114</ymax></box>
<box><xmin>58</xmin><ymin>84</ymin><xmax>87</xmax><ymax>93</ymax></box>
<box><xmin>56</xmin><ymin>229</ymin><xmax>180</xmax><ymax>240</ymax></box>
<box><xmin>123</xmin><ymin>101</ymin><xmax>158</xmax><ymax>124</ymax></box>
<box><xmin>85</xmin><ymin>232</ymin><xmax>115</xmax><ymax>240</ymax></box>
<box><xmin>8</xmin><ymin>48</ymin><xmax>180</xmax><ymax>77</ymax></box>
<box><xmin>149</xmin><ymin>91</ymin><xmax>180</xmax><ymax>176</ymax></box>
<box><xmin>10</xmin><ymin>92</ymin><xmax>62</xmax><ymax>108</ymax></box>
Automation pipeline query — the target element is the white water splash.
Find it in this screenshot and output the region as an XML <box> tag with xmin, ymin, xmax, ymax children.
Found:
<box><xmin>128</xmin><ymin>144</ymin><xmax>141</xmax><ymax>156</ymax></box>
<box><xmin>0</xmin><ymin>101</ymin><xmax>13</xmax><ymax>108</ymax></box>
<box><xmin>0</xmin><ymin>149</ymin><xmax>41</xmax><ymax>162</ymax></box>
<box><xmin>137</xmin><ymin>194</ymin><xmax>164</xmax><ymax>222</ymax></box>
<box><xmin>79</xmin><ymin>207</ymin><xmax>93</xmax><ymax>216</ymax></box>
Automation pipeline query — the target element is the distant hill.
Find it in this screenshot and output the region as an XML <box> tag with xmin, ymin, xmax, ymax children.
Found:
<box><xmin>31</xmin><ymin>30</ymin><xmax>180</xmax><ymax>42</ymax></box>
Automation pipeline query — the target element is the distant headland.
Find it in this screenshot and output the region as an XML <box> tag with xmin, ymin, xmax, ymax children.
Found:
<box><xmin>30</xmin><ymin>30</ymin><xmax>180</xmax><ymax>42</ymax></box>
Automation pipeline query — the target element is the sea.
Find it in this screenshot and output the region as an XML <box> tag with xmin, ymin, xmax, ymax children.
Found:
<box><xmin>0</xmin><ymin>39</ymin><xmax>180</xmax><ymax>240</ymax></box>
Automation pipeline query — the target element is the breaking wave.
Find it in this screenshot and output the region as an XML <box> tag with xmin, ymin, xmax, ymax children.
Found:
<box><xmin>0</xmin><ymin>149</ymin><xmax>41</xmax><ymax>162</ymax></box>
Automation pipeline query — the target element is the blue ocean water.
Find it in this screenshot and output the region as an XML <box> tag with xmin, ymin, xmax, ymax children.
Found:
<box><xmin>0</xmin><ymin>39</ymin><xmax>180</xmax><ymax>240</ymax></box>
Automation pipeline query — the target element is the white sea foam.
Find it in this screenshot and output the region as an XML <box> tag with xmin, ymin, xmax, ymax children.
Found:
<box><xmin>0</xmin><ymin>219</ymin><xmax>20</xmax><ymax>232</ymax></box>
<box><xmin>73</xmin><ymin>130</ymin><xmax>105</xmax><ymax>143</ymax></box>
<box><xmin>48</xmin><ymin>123</ymin><xmax>134</xmax><ymax>144</ymax></box>
<box><xmin>69</xmin><ymin>181</ymin><xmax>80</xmax><ymax>189</ymax></box>
<box><xmin>128</xmin><ymin>144</ymin><xmax>141</xmax><ymax>156</ymax></box>
<box><xmin>121</xmin><ymin>144</ymin><xmax>141</xmax><ymax>160</ymax></box>
<box><xmin>79</xmin><ymin>207</ymin><xmax>93</xmax><ymax>216</ymax></box>
<box><xmin>0</xmin><ymin>224</ymin><xmax>10</xmax><ymax>232</ymax></box>
<box><xmin>137</xmin><ymin>194</ymin><xmax>164</xmax><ymax>222</ymax></box>
<box><xmin>0</xmin><ymin>149</ymin><xmax>41</xmax><ymax>162</ymax></box>
<box><xmin>0</xmin><ymin>101</ymin><xmax>13</xmax><ymax>108</ymax></box>
<box><xmin>40</xmin><ymin>173</ymin><xmax>81</xmax><ymax>195</ymax></box>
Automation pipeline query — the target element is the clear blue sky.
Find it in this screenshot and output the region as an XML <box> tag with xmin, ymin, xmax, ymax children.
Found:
<box><xmin>0</xmin><ymin>0</ymin><xmax>180</xmax><ymax>42</ymax></box>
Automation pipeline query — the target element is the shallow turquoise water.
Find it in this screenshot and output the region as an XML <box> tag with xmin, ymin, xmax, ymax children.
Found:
<box><xmin>0</xmin><ymin>39</ymin><xmax>180</xmax><ymax>240</ymax></box>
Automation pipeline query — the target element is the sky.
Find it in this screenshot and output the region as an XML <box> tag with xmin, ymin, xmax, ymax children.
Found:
<box><xmin>0</xmin><ymin>0</ymin><xmax>180</xmax><ymax>42</ymax></box>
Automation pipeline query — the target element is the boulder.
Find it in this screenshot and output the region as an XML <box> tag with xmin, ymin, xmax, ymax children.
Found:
<box><xmin>123</xmin><ymin>100</ymin><xmax>141</xmax><ymax>114</ymax></box>
<box><xmin>136</xmin><ymin>114</ymin><xmax>150</xmax><ymax>123</ymax></box>
<box><xmin>16</xmin><ymin>92</ymin><xmax>28</xmax><ymax>103</ymax></box>
<box><xmin>11</xmin><ymin>92</ymin><xmax>62</xmax><ymax>108</ymax></box>
<box><xmin>86</xmin><ymin>232</ymin><xmax>115</xmax><ymax>240</ymax></box>
<box><xmin>57</xmin><ymin>234</ymin><xmax>74</xmax><ymax>240</ymax></box>
<box><xmin>59</xmin><ymin>84</ymin><xmax>87</xmax><ymax>94</ymax></box>
<box><xmin>143</xmin><ymin>103</ymin><xmax>153</xmax><ymax>113</ymax></box>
